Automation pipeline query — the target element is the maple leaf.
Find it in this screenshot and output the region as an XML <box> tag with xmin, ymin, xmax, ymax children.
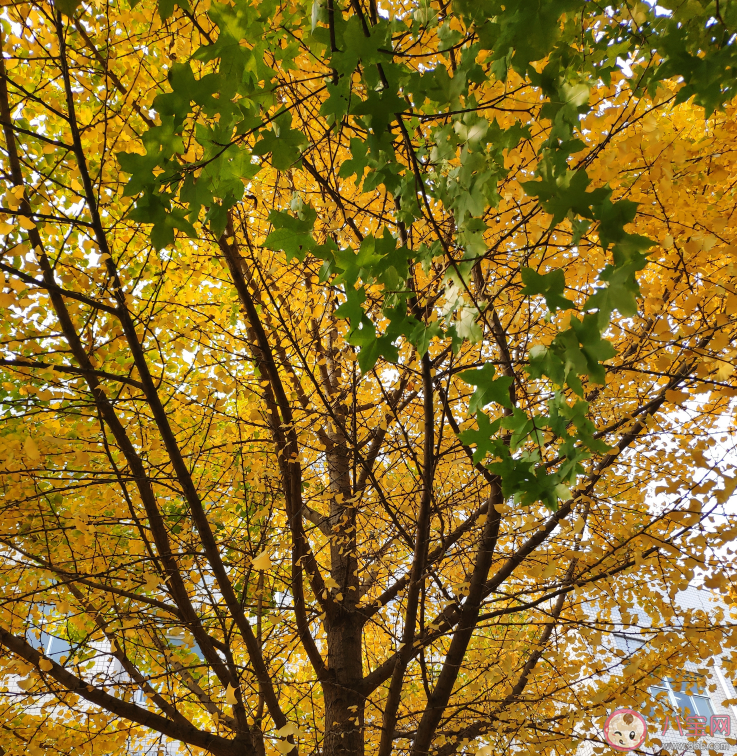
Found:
<box><xmin>459</xmin><ymin>364</ymin><xmax>514</xmax><ymax>413</ymax></box>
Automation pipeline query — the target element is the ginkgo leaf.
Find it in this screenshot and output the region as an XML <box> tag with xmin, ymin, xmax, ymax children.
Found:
<box><xmin>17</xmin><ymin>677</ymin><xmax>35</xmax><ymax>691</ymax></box>
<box><xmin>225</xmin><ymin>683</ymin><xmax>238</xmax><ymax>706</ymax></box>
<box><xmin>251</xmin><ymin>551</ymin><xmax>272</xmax><ymax>571</ymax></box>
<box><xmin>541</xmin><ymin>562</ymin><xmax>557</xmax><ymax>579</ymax></box>
<box><xmin>277</xmin><ymin>722</ymin><xmax>298</xmax><ymax>737</ymax></box>
<box><xmin>38</xmin><ymin>658</ymin><xmax>53</xmax><ymax>672</ymax></box>
<box><xmin>571</xmin><ymin>517</ymin><xmax>585</xmax><ymax>535</ymax></box>
<box><xmin>18</xmin><ymin>216</ymin><xmax>36</xmax><ymax>230</ymax></box>
<box><xmin>665</xmin><ymin>389</ymin><xmax>689</xmax><ymax>405</ymax></box>
<box><xmin>273</xmin><ymin>741</ymin><xmax>296</xmax><ymax>754</ymax></box>
<box><xmin>24</xmin><ymin>437</ymin><xmax>40</xmax><ymax>461</ymax></box>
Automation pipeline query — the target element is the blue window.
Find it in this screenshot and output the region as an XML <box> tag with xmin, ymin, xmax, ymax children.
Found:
<box><xmin>44</xmin><ymin>632</ymin><xmax>72</xmax><ymax>661</ymax></box>
<box><xmin>25</xmin><ymin>606</ymin><xmax>72</xmax><ymax>662</ymax></box>
<box><xmin>166</xmin><ymin>632</ymin><xmax>204</xmax><ymax>662</ymax></box>
<box><xmin>649</xmin><ymin>676</ymin><xmax>714</xmax><ymax>719</ymax></box>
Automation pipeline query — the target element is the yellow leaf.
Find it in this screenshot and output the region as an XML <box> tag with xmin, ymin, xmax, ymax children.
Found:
<box><xmin>24</xmin><ymin>436</ymin><xmax>41</xmax><ymax>461</ymax></box>
<box><xmin>18</xmin><ymin>215</ymin><xmax>36</xmax><ymax>230</ymax></box>
<box><xmin>665</xmin><ymin>389</ymin><xmax>688</xmax><ymax>405</ymax></box>
<box><xmin>277</xmin><ymin>722</ymin><xmax>297</xmax><ymax>738</ymax></box>
<box><xmin>641</xmin><ymin>114</ymin><xmax>658</xmax><ymax>133</ymax></box>
<box><xmin>716</xmin><ymin>362</ymin><xmax>734</xmax><ymax>381</ymax></box>
<box><xmin>541</xmin><ymin>562</ymin><xmax>557</xmax><ymax>579</ymax></box>
<box><xmin>39</xmin><ymin>658</ymin><xmax>53</xmax><ymax>672</ymax></box>
<box><xmin>274</xmin><ymin>741</ymin><xmax>296</xmax><ymax>754</ymax></box>
<box><xmin>251</xmin><ymin>550</ymin><xmax>272</xmax><ymax>571</ymax></box>
<box><xmin>225</xmin><ymin>683</ymin><xmax>238</xmax><ymax>706</ymax></box>
<box><xmin>144</xmin><ymin>573</ymin><xmax>160</xmax><ymax>591</ymax></box>
<box><xmin>0</xmin><ymin>221</ymin><xmax>12</xmax><ymax>235</ymax></box>
<box><xmin>17</xmin><ymin>677</ymin><xmax>34</xmax><ymax>690</ymax></box>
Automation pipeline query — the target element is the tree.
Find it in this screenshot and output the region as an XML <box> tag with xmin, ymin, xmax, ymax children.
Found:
<box><xmin>0</xmin><ymin>0</ymin><xmax>736</xmax><ymax>754</ymax></box>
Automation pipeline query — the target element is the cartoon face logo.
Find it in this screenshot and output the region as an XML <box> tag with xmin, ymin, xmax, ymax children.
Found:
<box><xmin>603</xmin><ymin>708</ymin><xmax>648</xmax><ymax>751</ymax></box>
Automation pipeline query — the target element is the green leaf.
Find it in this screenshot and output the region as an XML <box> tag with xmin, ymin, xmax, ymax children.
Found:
<box><xmin>458</xmin><ymin>411</ymin><xmax>503</xmax><ymax>464</ymax></box>
<box><xmin>528</xmin><ymin>315</ymin><xmax>616</xmax><ymax>395</ymax></box>
<box><xmin>338</xmin><ymin>138</ymin><xmax>371</xmax><ymax>182</ymax></box>
<box><xmin>500</xmin><ymin>407</ymin><xmax>537</xmax><ymax>451</ymax></box>
<box><xmin>593</xmin><ymin>196</ymin><xmax>638</xmax><ymax>248</ymax></box>
<box><xmin>331</xmin><ymin>15</ymin><xmax>390</xmax><ymax>75</ymax></box>
<box><xmin>55</xmin><ymin>0</ymin><xmax>82</xmax><ymax>16</ymax></box>
<box><xmin>264</xmin><ymin>209</ymin><xmax>317</xmax><ymax>262</ymax></box>
<box><xmin>522</xmin><ymin>167</ymin><xmax>609</xmax><ymax>225</ymax></box>
<box><xmin>356</xmin><ymin>332</ymin><xmax>398</xmax><ymax>373</ymax></box>
<box><xmin>487</xmin><ymin>449</ymin><xmax>562</xmax><ymax>511</ymax></box>
<box><xmin>520</xmin><ymin>268</ymin><xmax>575</xmax><ymax>313</ymax></box>
<box><xmin>408</xmin><ymin>320</ymin><xmax>443</xmax><ymax>357</ymax></box>
<box><xmin>252</xmin><ymin>113</ymin><xmax>307</xmax><ymax>170</ymax></box>
<box><xmin>459</xmin><ymin>363</ymin><xmax>514</xmax><ymax>413</ymax></box>
<box><xmin>569</xmin><ymin>314</ymin><xmax>617</xmax><ymax>385</ymax></box>
<box><xmin>321</xmin><ymin>77</ymin><xmax>351</xmax><ymax>123</ymax></box>
<box><xmin>334</xmin><ymin>288</ymin><xmax>402</xmax><ymax>372</ymax></box>
<box><xmin>334</xmin><ymin>286</ymin><xmax>367</xmax><ymax>325</ymax></box>
<box><xmin>351</xmin><ymin>89</ymin><xmax>407</xmax><ymax>137</ymax></box>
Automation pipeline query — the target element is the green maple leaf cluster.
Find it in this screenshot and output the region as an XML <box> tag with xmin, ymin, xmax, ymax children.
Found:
<box><xmin>115</xmin><ymin>0</ymin><xmax>735</xmax><ymax>509</ymax></box>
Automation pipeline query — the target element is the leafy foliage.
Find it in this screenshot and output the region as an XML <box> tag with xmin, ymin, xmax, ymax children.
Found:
<box><xmin>0</xmin><ymin>1</ymin><xmax>736</xmax><ymax>755</ymax></box>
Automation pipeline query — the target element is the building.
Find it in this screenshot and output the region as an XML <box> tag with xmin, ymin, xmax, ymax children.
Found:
<box><xmin>578</xmin><ymin>586</ymin><xmax>737</xmax><ymax>756</ymax></box>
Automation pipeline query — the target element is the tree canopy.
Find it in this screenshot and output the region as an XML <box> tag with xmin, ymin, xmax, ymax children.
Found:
<box><xmin>1</xmin><ymin>0</ymin><xmax>736</xmax><ymax>755</ymax></box>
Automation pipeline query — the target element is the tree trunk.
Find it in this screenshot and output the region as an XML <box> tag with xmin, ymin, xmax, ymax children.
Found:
<box><xmin>323</xmin><ymin>337</ymin><xmax>364</xmax><ymax>756</ymax></box>
<box><xmin>324</xmin><ymin>613</ymin><xmax>365</xmax><ymax>756</ymax></box>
